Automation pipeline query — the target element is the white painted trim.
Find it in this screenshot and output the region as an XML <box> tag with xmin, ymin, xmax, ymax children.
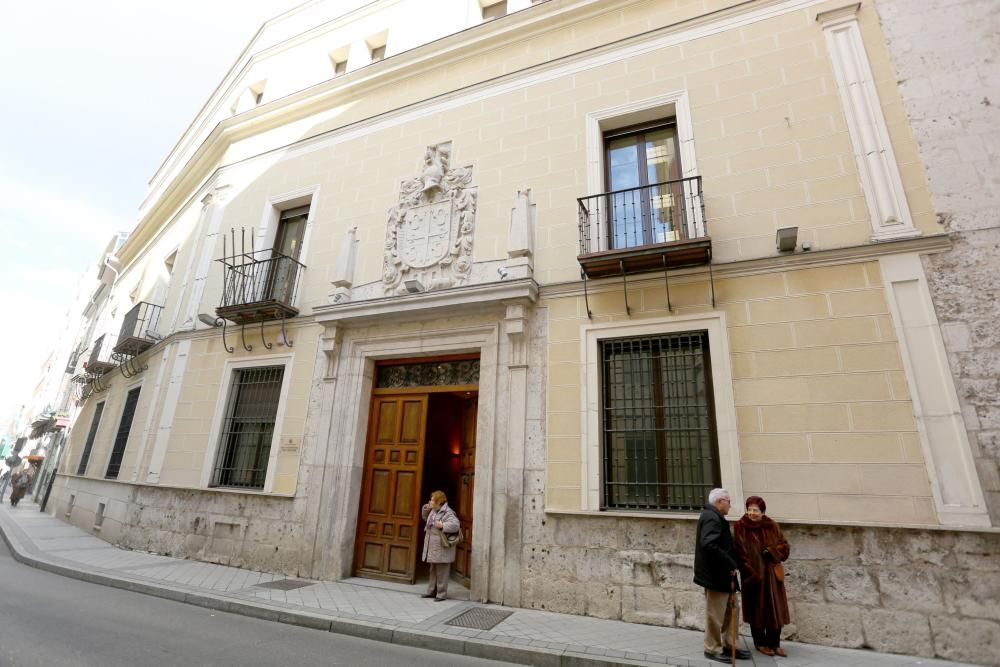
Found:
<box><xmin>130</xmin><ymin>346</ymin><xmax>172</xmax><ymax>482</ymax></box>
<box><xmin>819</xmin><ymin>7</ymin><xmax>918</xmax><ymax>242</ymax></box>
<box><xmin>576</xmin><ymin>311</ymin><xmax>742</xmax><ymax>512</ymax></box>
<box><xmin>199</xmin><ymin>352</ymin><xmax>295</xmax><ymax>494</ymax></box>
<box><xmin>878</xmin><ymin>254</ymin><xmax>989</xmax><ymax>527</ymax></box>
<box><xmin>146</xmin><ymin>339</ymin><xmax>192</xmax><ymax>483</ymax></box>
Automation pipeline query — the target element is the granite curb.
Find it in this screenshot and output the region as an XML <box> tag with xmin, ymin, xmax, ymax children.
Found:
<box><xmin>0</xmin><ymin>509</ymin><xmax>679</xmax><ymax>667</ymax></box>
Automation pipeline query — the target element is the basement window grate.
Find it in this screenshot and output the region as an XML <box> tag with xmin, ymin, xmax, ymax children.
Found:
<box><xmin>445</xmin><ymin>607</ymin><xmax>514</xmax><ymax>630</ymax></box>
<box><xmin>252</xmin><ymin>579</ymin><xmax>316</xmax><ymax>591</ymax></box>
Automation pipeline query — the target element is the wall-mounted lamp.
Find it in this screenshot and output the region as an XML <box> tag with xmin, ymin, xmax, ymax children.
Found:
<box><xmin>404</xmin><ymin>279</ymin><xmax>425</xmax><ymax>294</ymax></box>
<box><xmin>776</xmin><ymin>227</ymin><xmax>798</xmax><ymax>252</ymax></box>
<box><xmin>198</xmin><ymin>313</ymin><xmax>234</xmax><ymax>353</ymax></box>
<box><xmin>497</xmin><ymin>266</ymin><xmax>508</xmax><ymax>280</ymax></box>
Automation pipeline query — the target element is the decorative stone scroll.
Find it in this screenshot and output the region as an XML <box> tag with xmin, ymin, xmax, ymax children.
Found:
<box><xmin>382</xmin><ymin>142</ymin><xmax>477</xmax><ymax>295</ymax></box>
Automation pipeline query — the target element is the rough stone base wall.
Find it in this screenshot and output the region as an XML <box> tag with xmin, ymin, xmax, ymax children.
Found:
<box><xmin>520</xmin><ymin>513</ymin><xmax>1000</xmax><ymax>665</ymax></box>
<box><xmin>118</xmin><ymin>486</ymin><xmax>308</xmax><ymax>575</ymax></box>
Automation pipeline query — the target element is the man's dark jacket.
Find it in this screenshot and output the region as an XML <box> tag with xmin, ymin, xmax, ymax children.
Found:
<box><xmin>694</xmin><ymin>503</ymin><xmax>740</xmax><ymax>592</ymax></box>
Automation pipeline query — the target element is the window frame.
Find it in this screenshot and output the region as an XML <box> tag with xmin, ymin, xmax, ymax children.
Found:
<box><xmin>104</xmin><ymin>384</ymin><xmax>143</xmax><ymax>480</ymax></box>
<box><xmin>598</xmin><ymin>330</ymin><xmax>720</xmax><ymax>511</ymax></box>
<box><xmin>602</xmin><ymin>119</ymin><xmax>685</xmax><ymax>249</ymax></box>
<box><xmin>254</xmin><ymin>186</ymin><xmax>319</xmax><ymax>311</ymax></box>
<box><xmin>585</xmin><ymin>92</ymin><xmax>702</xmax><ymax>245</ymax></box>
<box><xmin>200</xmin><ymin>354</ymin><xmax>294</xmax><ymax>494</ymax></box>
<box><xmin>579</xmin><ymin>312</ymin><xmax>743</xmax><ymax>514</ymax></box>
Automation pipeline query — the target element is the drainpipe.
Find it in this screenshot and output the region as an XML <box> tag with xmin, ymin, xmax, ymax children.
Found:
<box><xmin>103</xmin><ymin>255</ymin><xmax>121</xmax><ymax>285</ymax></box>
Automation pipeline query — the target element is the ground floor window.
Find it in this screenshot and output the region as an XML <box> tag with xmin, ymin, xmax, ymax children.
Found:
<box><xmin>76</xmin><ymin>401</ymin><xmax>106</xmax><ymax>476</ymax></box>
<box><xmin>211</xmin><ymin>365</ymin><xmax>284</xmax><ymax>490</ymax></box>
<box><xmin>105</xmin><ymin>387</ymin><xmax>141</xmax><ymax>479</ymax></box>
<box><xmin>600</xmin><ymin>331</ymin><xmax>720</xmax><ymax>511</ymax></box>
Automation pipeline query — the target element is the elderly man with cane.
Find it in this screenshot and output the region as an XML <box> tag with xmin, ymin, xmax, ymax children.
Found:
<box><xmin>694</xmin><ymin>488</ymin><xmax>751</xmax><ymax>663</ymax></box>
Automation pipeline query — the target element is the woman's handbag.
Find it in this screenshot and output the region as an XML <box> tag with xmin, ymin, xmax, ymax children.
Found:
<box><xmin>439</xmin><ymin>526</ymin><xmax>463</xmax><ymax>549</ymax></box>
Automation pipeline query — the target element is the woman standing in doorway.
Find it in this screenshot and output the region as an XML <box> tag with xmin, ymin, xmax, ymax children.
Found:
<box><xmin>734</xmin><ymin>495</ymin><xmax>791</xmax><ymax>657</ymax></box>
<box><xmin>420</xmin><ymin>490</ymin><xmax>460</xmax><ymax>601</ymax></box>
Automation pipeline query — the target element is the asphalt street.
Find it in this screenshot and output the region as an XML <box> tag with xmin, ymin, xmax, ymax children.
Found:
<box><xmin>0</xmin><ymin>535</ymin><xmax>515</xmax><ymax>667</ymax></box>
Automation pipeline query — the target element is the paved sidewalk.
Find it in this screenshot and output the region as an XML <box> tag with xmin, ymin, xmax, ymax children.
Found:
<box><xmin>0</xmin><ymin>501</ymin><xmax>972</xmax><ymax>667</ymax></box>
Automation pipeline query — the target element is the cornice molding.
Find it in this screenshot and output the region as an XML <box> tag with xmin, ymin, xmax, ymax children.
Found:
<box><xmin>313</xmin><ymin>277</ymin><xmax>538</xmax><ymax>326</ymax></box>
<box><xmin>538</xmin><ymin>234</ymin><xmax>953</xmax><ymax>299</ymax></box>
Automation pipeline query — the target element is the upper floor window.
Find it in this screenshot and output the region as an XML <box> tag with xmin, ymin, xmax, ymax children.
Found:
<box><xmin>601</xmin><ymin>331</ymin><xmax>719</xmax><ymax>511</ymax></box>
<box><xmin>370</xmin><ymin>44</ymin><xmax>386</xmax><ymax>62</ymax></box>
<box><xmin>604</xmin><ymin>120</ymin><xmax>683</xmax><ymax>249</ymax></box>
<box><xmin>333</xmin><ymin>59</ymin><xmax>347</xmax><ymax>76</ymax></box>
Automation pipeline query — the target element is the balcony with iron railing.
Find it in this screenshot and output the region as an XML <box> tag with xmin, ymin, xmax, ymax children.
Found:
<box><xmin>216</xmin><ymin>248</ymin><xmax>305</xmax><ymax>325</ymax></box>
<box><xmin>113</xmin><ymin>302</ymin><xmax>163</xmax><ymax>357</ymax></box>
<box><xmin>577</xmin><ymin>175</ymin><xmax>710</xmax><ymax>279</ymax></box>
<box><xmin>85</xmin><ymin>333</ymin><xmax>118</xmax><ymax>375</ymax></box>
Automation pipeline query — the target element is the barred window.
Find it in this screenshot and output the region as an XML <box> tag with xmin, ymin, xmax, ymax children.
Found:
<box><xmin>105</xmin><ymin>387</ymin><xmax>141</xmax><ymax>479</ymax></box>
<box><xmin>601</xmin><ymin>331</ymin><xmax>720</xmax><ymax>511</ymax></box>
<box><xmin>76</xmin><ymin>401</ymin><xmax>105</xmax><ymax>476</ymax></box>
<box><xmin>212</xmin><ymin>366</ymin><xmax>284</xmax><ymax>490</ymax></box>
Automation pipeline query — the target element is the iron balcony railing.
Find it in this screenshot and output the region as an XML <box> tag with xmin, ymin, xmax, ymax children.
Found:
<box><xmin>85</xmin><ymin>333</ymin><xmax>118</xmax><ymax>375</ymax></box>
<box><xmin>217</xmin><ymin>248</ymin><xmax>305</xmax><ymax>322</ymax></box>
<box><xmin>577</xmin><ymin>176</ymin><xmax>706</xmax><ymax>256</ymax></box>
<box><xmin>114</xmin><ymin>301</ymin><xmax>163</xmax><ymax>357</ymax></box>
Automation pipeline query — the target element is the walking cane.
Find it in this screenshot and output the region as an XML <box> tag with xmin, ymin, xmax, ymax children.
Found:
<box><xmin>730</xmin><ymin>575</ymin><xmax>738</xmax><ymax>666</ymax></box>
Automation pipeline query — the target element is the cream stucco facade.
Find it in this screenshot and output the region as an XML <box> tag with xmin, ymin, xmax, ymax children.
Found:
<box><xmin>48</xmin><ymin>0</ymin><xmax>999</xmax><ymax>662</ymax></box>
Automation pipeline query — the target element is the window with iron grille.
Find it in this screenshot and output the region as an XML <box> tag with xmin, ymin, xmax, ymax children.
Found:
<box><xmin>601</xmin><ymin>331</ymin><xmax>720</xmax><ymax>511</ymax></box>
<box><xmin>76</xmin><ymin>401</ymin><xmax>105</xmax><ymax>476</ymax></box>
<box><xmin>212</xmin><ymin>366</ymin><xmax>284</xmax><ymax>490</ymax></box>
<box><xmin>105</xmin><ymin>387</ymin><xmax>141</xmax><ymax>479</ymax></box>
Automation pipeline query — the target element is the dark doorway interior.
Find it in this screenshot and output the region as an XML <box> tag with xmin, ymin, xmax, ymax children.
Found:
<box><xmin>416</xmin><ymin>392</ymin><xmax>475</xmax><ymax>585</ymax></box>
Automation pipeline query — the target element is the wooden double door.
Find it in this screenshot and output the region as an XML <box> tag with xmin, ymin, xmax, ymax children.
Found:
<box><xmin>353</xmin><ymin>390</ymin><xmax>477</xmax><ymax>584</ymax></box>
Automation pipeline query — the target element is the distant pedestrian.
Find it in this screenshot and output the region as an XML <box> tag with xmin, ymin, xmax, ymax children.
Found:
<box><xmin>734</xmin><ymin>495</ymin><xmax>790</xmax><ymax>658</ymax></box>
<box><xmin>9</xmin><ymin>467</ymin><xmax>31</xmax><ymax>507</ymax></box>
<box><xmin>694</xmin><ymin>488</ymin><xmax>751</xmax><ymax>663</ymax></box>
<box><xmin>420</xmin><ymin>490</ymin><xmax>460</xmax><ymax>601</ymax></box>
<box><xmin>0</xmin><ymin>468</ymin><xmax>10</xmax><ymax>501</ymax></box>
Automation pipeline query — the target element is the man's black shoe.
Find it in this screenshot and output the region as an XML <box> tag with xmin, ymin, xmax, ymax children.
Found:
<box><xmin>723</xmin><ymin>647</ymin><xmax>752</xmax><ymax>660</ymax></box>
<box><xmin>703</xmin><ymin>652</ymin><xmax>731</xmax><ymax>663</ymax></box>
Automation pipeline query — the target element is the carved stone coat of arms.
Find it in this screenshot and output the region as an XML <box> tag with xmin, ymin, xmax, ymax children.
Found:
<box><xmin>382</xmin><ymin>142</ymin><xmax>477</xmax><ymax>295</ymax></box>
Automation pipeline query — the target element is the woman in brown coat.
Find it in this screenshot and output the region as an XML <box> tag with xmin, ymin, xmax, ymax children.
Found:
<box><xmin>734</xmin><ymin>495</ymin><xmax>790</xmax><ymax>657</ymax></box>
<box><xmin>420</xmin><ymin>490</ymin><xmax>460</xmax><ymax>601</ymax></box>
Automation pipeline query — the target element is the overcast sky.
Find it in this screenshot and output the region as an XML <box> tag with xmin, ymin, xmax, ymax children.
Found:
<box><xmin>0</xmin><ymin>0</ymin><xmax>305</xmax><ymax>427</ymax></box>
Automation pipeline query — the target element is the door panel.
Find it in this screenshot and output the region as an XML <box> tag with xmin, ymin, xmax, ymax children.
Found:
<box><xmin>353</xmin><ymin>394</ymin><xmax>428</xmax><ymax>583</ymax></box>
<box><xmin>453</xmin><ymin>398</ymin><xmax>477</xmax><ymax>584</ymax></box>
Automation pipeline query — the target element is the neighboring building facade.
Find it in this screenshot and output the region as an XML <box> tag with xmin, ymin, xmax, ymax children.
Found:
<box><xmin>48</xmin><ymin>1</ymin><xmax>998</xmax><ymax>662</ymax></box>
<box><xmin>6</xmin><ymin>234</ymin><xmax>130</xmax><ymax>506</ymax></box>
